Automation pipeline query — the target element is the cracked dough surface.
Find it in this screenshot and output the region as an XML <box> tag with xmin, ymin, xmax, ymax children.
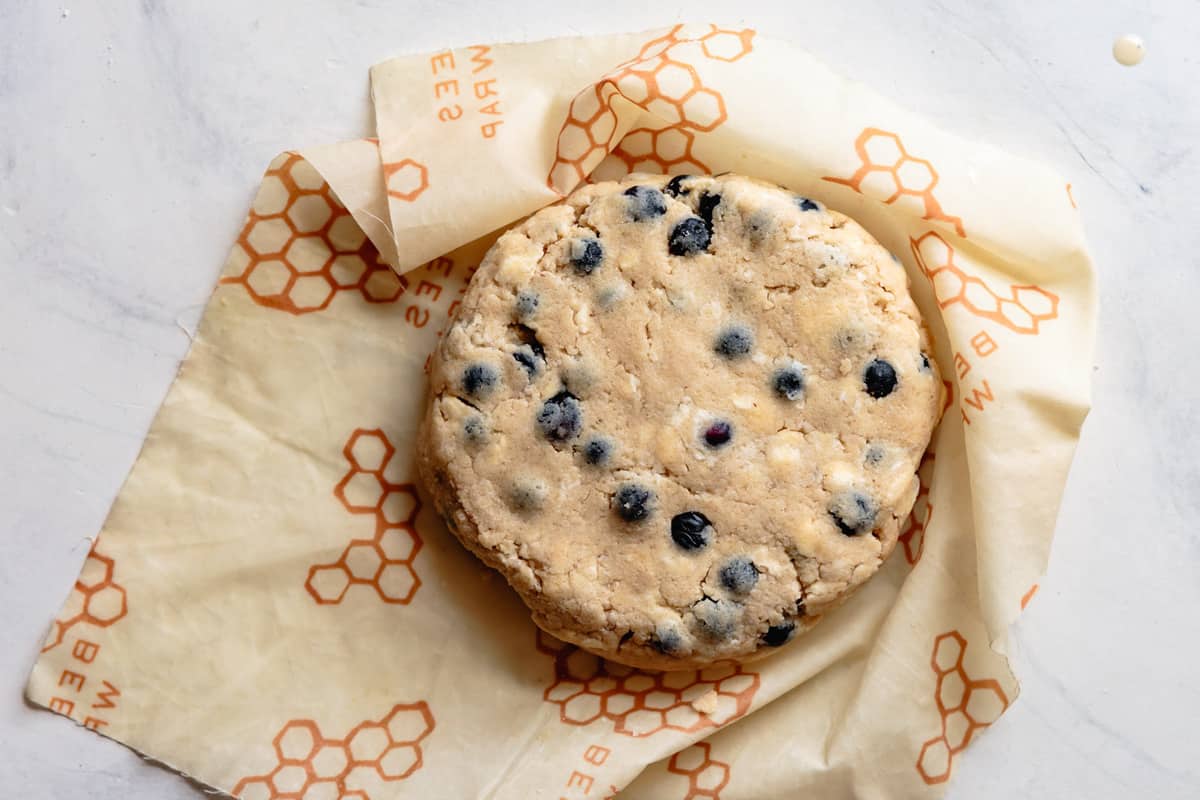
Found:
<box><xmin>417</xmin><ymin>173</ymin><xmax>941</xmax><ymax>670</ymax></box>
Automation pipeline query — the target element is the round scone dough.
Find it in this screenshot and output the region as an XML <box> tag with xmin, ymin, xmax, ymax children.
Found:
<box><xmin>418</xmin><ymin>173</ymin><xmax>942</xmax><ymax>670</ymax></box>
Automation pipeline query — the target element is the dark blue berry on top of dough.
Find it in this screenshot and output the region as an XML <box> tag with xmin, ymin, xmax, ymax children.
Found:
<box><xmin>570</xmin><ymin>237</ymin><xmax>604</xmax><ymax>276</ymax></box>
<box><xmin>511</xmin><ymin>324</ymin><xmax>545</xmax><ymax>377</ymax></box>
<box><xmin>537</xmin><ymin>390</ymin><xmax>583</xmax><ymax>442</ymax></box>
<box><xmin>719</xmin><ymin>557</ymin><xmax>758</xmax><ymax>595</ymax></box>
<box><xmin>795</xmin><ymin>195</ymin><xmax>821</xmax><ymax>212</ymax></box>
<box><xmin>515</xmin><ymin>290</ymin><xmax>539</xmax><ymax>318</ymax></box>
<box><xmin>762</xmin><ymin>620</ymin><xmax>796</xmax><ymax>647</ymax></box>
<box><xmin>462</xmin><ymin>363</ymin><xmax>497</xmax><ymax>398</ymax></box>
<box><xmin>652</xmin><ymin>625</ymin><xmax>684</xmax><ymax>655</ymax></box>
<box><xmin>671</xmin><ymin>511</ymin><xmax>713</xmax><ymax>550</ymax></box>
<box><xmin>624</xmin><ymin>185</ymin><xmax>667</xmax><ymax>221</ymax></box>
<box><xmin>863</xmin><ymin>358</ymin><xmax>898</xmax><ymax>398</ymax></box>
<box><xmin>613</xmin><ymin>483</ymin><xmax>654</xmax><ymax>523</ymax></box>
<box><xmin>702</xmin><ymin>420</ymin><xmax>733</xmax><ymax>448</ymax></box>
<box><xmin>773</xmin><ymin>364</ymin><xmax>805</xmax><ymax>401</ymax></box>
<box><xmin>668</xmin><ymin>216</ymin><xmax>711</xmax><ymax>256</ymax></box>
<box><xmin>919</xmin><ymin>352</ymin><xmax>932</xmax><ymax>373</ymax></box>
<box><xmin>714</xmin><ymin>326</ymin><xmax>753</xmax><ymax>359</ymax></box>
<box><xmin>513</xmin><ymin>347</ymin><xmax>540</xmax><ymax>377</ymax></box>
<box><xmin>829</xmin><ymin>491</ymin><xmax>878</xmax><ymax>536</ymax></box>
<box><xmin>463</xmin><ymin>415</ymin><xmax>487</xmax><ymax>444</ymax></box>
<box><xmin>582</xmin><ymin>436</ymin><xmax>612</xmax><ymax>466</ymax></box>
<box><xmin>664</xmin><ymin>174</ymin><xmax>693</xmax><ymax>197</ymax></box>
<box><xmin>697</xmin><ymin>191</ymin><xmax>721</xmax><ymax>231</ymax></box>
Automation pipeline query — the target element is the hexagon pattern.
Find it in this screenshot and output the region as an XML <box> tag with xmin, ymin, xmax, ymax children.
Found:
<box><xmin>42</xmin><ymin>544</ymin><xmax>128</xmax><ymax>652</ymax></box>
<box><xmin>607</xmin><ymin>125</ymin><xmax>710</xmax><ymax>177</ymax></box>
<box><xmin>232</xmin><ymin>703</ymin><xmax>435</xmax><ymax>800</ymax></box>
<box><xmin>916</xmin><ymin>632</ymin><xmax>1010</xmax><ymax>784</ymax></box>
<box><xmin>899</xmin><ymin>452</ymin><xmax>935</xmax><ymax>565</ymax></box>
<box><xmin>305</xmin><ymin>429</ymin><xmax>423</xmax><ymax>605</ymax></box>
<box><xmin>537</xmin><ymin>630</ymin><xmax>759</xmax><ymax>737</ymax></box>
<box><xmin>548</xmin><ymin>24</ymin><xmax>755</xmax><ymax>192</ymax></box>
<box><xmin>667</xmin><ymin>742</ymin><xmax>731</xmax><ymax>799</ymax></box>
<box><xmin>382</xmin><ymin>158</ymin><xmax>430</xmax><ymax>203</ymax></box>
<box><xmin>910</xmin><ymin>231</ymin><xmax>1060</xmax><ymax>334</ymax></box>
<box><xmin>221</xmin><ymin>152</ymin><xmax>408</xmax><ymax>315</ymax></box>
<box><xmin>825</xmin><ymin>128</ymin><xmax>966</xmax><ymax>236</ymax></box>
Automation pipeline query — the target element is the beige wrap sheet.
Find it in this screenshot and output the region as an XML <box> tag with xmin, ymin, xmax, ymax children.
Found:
<box><xmin>26</xmin><ymin>24</ymin><xmax>1095</xmax><ymax>800</ymax></box>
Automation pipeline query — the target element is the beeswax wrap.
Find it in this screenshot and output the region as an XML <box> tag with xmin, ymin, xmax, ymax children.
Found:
<box><xmin>27</xmin><ymin>24</ymin><xmax>1095</xmax><ymax>800</ymax></box>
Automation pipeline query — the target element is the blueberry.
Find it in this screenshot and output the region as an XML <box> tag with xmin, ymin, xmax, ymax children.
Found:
<box><xmin>714</xmin><ymin>326</ymin><xmax>753</xmax><ymax>359</ymax></box>
<box><xmin>762</xmin><ymin>621</ymin><xmax>796</xmax><ymax>647</ymax></box>
<box><xmin>624</xmin><ymin>185</ymin><xmax>667</xmax><ymax>221</ymax></box>
<box><xmin>864</xmin><ymin>444</ymin><xmax>885</xmax><ymax>465</ymax></box>
<box><xmin>652</xmin><ymin>626</ymin><xmax>684</xmax><ymax>655</ymax></box>
<box><xmin>863</xmin><ymin>358</ymin><xmax>898</xmax><ymax>398</ymax></box>
<box><xmin>829</xmin><ymin>491</ymin><xmax>878</xmax><ymax>536</ymax></box>
<box><xmin>795</xmin><ymin>195</ymin><xmax>821</xmax><ymax>212</ymax></box>
<box><xmin>693</xmin><ymin>597</ymin><xmax>738</xmax><ymax>639</ymax></box>
<box><xmin>702</xmin><ymin>420</ymin><xmax>733</xmax><ymax>448</ymax></box>
<box><xmin>462</xmin><ymin>363</ymin><xmax>497</xmax><ymax>398</ymax></box>
<box><xmin>613</xmin><ymin>483</ymin><xmax>653</xmax><ymax>522</ymax></box>
<box><xmin>664</xmin><ymin>174</ymin><xmax>693</xmax><ymax>197</ymax></box>
<box><xmin>509</xmin><ymin>479</ymin><xmax>547</xmax><ymax>513</ymax></box>
<box><xmin>697</xmin><ymin>191</ymin><xmax>721</xmax><ymax>231</ymax></box>
<box><xmin>536</xmin><ymin>390</ymin><xmax>583</xmax><ymax>442</ymax></box>
<box><xmin>463</xmin><ymin>415</ymin><xmax>487</xmax><ymax>444</ymax></box>
<box><xmin>511</xmin><ymin>325</ymin><xmax>545</xmax><ymax>377</ymax></box>
<box><xmin>745</xmin><ymin>210</ymin><xmax>773</xmax><ymax>246</ymax></box>
<box><xmin>513</xmin><ymin>347</ymin><xmax>540</xmax><ymax>376</ymax></box>
<box><xmin>668</xmin><ymin>216</ymin><xmax>711</xmax><ymax>256</ymax></box>
<box><xmin>582</xmin><ymin>436</ymin><xmax>612</xmax><ymax>466</ymax></box>
<box><xmin>515</xmin><ymin>290</ymin><xmax>539</xmax><ymax>318</ymax></box>
<box><xmin>671</xmin><ymin>511</ymin><xmax>713</xmax><ymax>550</ymax></box>
<box><xmin>773</xmin><ymin>364</ymin><xmax>805</xmax><ymax>401</ymax></box>
<box><xmin>919</xmin><ymin>352</ymin><xmax>932</xmax><ymax>373</ymax></box>
<box><xmin>719</xmin><ymin>557</ymin><xmax>758</xmax><ymax>595</ymax></box>
<box><xmin>569</xmin><ymin>237</ymin><xmax>604</xmax><ymax>276</ymax></box>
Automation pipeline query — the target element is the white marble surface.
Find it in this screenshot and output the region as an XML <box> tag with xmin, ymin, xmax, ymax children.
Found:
<box><xmin>2</xmin><ymin>1</ymin><xmax>1197</xmax><ymax>797</ymax></box>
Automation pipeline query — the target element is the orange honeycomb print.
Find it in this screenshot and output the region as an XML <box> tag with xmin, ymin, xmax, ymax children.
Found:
<box><xmin>910</xmin><ymin>231</ymin><xmax>1060</xmax><ymax>334</ymax></box>
<box><xmin>609</xmin><ymin>125</ymin><xmax>709</xmax><ymax>175</ymax></box>
<box><xmin>824</xmin><ymin>128</ymin><xmax>965</xmax><ymax>236</ymax></box>
<box><xmin>668</xmin><ymin>742</ymin><xmax>730</xmax><ymax>799</ymax></box>
<box><xmin>899</xmin><ymin>453</ymin><xmax>935</xmax><ymax>565</ymax></box>
<box><xmin>548</xmin><ymin>24</ymin><xmax>755</xmax><ymax>192</ymax></box>
<box><xmin>383</xmin><ymin>158</ymin><xmax>430</xmax><ymax>202</ymax></box>
<box><xmin>232</xmin><ymin>702</ymin><xmax>434</xmax><ymax>800</ymax></box>
<box><xmin>221</xmin><ymin>153</ymin><xmax>407</xmax><ymax>314</ymax></box>
<box><xmin>42</xmin><ymin>544</ymin><xmax>127</xmax><ymax>652</ymax></box>
<box><xmin>916</xmin><ymin>631</ymin><xmax>1010</xmax><ymax>785</ymax></box>
<box><xmin>306</xmin><ymin>429</ymin><xmax>422</xmax><ymax>605</ymax></box>
<box><xmin>537</xmin><ymin>631</ymin><xmax>759</xmax><ymax>737</ymax></box>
